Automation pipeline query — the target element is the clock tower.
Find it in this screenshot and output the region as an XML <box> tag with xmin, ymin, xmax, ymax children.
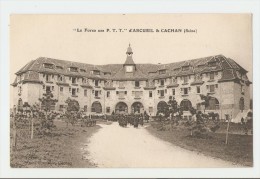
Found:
<box><xmin>123</xmin><ymin>44</ymin><xmax>136</xmax><ymax>73</ymax></box>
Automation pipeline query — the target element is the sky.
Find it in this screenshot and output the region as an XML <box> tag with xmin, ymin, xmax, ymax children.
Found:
<box><xmin>10</xmin><ymin>14</ymin><xmax>253</xmax><ymax>106</ymax></box>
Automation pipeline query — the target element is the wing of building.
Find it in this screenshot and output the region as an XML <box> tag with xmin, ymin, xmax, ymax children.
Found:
<box><xmin>11</xmin><ymin>44</ymin><xmax>252</xmax><ymax>122</ymax></box>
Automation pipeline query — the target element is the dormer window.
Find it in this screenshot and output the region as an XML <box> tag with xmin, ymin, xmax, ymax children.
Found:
<box><xmin>43</xmin><ymin>63</ymin><xmax>54</xmax><ymax>69</ymax></box>
<box><xmin>174</xmin><ymin>68</ymin><xmax>180</xmax><ymax>72</ymax></box>
<box><xmin>70</xmin><ymin>67</ymin><xmax>78</xmax><ymax>72</ymax></box>
<box><xmin>93</xmin><ymin>70</ymin><xmax>100</xmax><ymax>75</ymax></box>
<box><xmin>197</xmin><ymin>64</ymin><xmax>205</xmax><ymax>68</ymax></box>
<box><xmin>208</xmin><ymin>61</ymin><xmax>217</xmax><ymax>67</ymax></box>
<box><xmin>159</xmin><ymin>69</ymin><xmax>166</xmax><ymax>74</ymax></box>
<box><xmin>182</xmin><ymin>66</ymin><xmax>189</xmax><ymax>71</ymax></box>
<box><xmin>80</xmin><ymin>69</ymin><xmax>86</xmax><ymax>73</ymax></box>
<box><xmin>104</xmin><ymin>72</ymin><xmax>111</xmax><ymax>76</ymax></box>
<box><xmin>56</xmin><ymin>66</ymin><xmax>63</xmax><ymax>70</ymax></box>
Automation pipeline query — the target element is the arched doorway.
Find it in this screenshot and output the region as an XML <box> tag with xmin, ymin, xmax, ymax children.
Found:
<box><xmin>131</xmin><ymin>102</ymin><xmax>144</xmax><ymax>114</ymax></box>
<box><xmin>206</xmin><ymin>97</ymin><xmax>220</xmax><ymax>110</ymax></box>
<box><xmin>180</xmin><ymin>99</ymin><xmax>192</xmax><ymax>111</ymax></box>
<box><xmin>157</xmin><ymin>101</ymin><xmax>168</xmax><ymax>113</ymax></box>
<box><xmin>239</xmin><ymin>97</ymin><xmax>245</xmax><ymax>112</ymax></box>
<box><xmin>91</xmin><ymin>101</ymin><xmax>102</xmax><ymax>113</ymax></box>
<box><xmin>115</xmin><ymin>102</ymin><xmax>128</xmax><ymax>114</ymax></box>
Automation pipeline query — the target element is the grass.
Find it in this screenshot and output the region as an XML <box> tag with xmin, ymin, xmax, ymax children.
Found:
<box><xmin>10</xmin><ymin>120</ymin><xmax>101</xmax><ymax>168</ymax></box>
<box><xmin>146</xmin><ymin>121</ymin><xmax>253</xmax><ymax>167</ymax></box>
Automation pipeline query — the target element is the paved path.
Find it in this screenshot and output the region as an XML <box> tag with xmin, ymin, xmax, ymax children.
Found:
<box><xmin>85</xmin><ymin>123</ymin><xmax>236</xmax><ymax>168</ymax></box>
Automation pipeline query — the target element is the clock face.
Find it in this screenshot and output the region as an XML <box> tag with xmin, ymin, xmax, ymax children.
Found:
<box><xmin>126</xmin><ymin>66</ymin><xmax>133</xmax><ymax>72</ymax></box>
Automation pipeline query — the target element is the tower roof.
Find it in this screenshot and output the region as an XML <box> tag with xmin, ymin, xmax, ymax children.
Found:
<box><xmin>124</xmin><ymin>44</ymin><xmax>135</xmax><ymax>66</ymax></box>
<box><xmin>126</xmin><ymin>43</ymin><xmax>133</xmax><ymax>55</ymax></box>
<box><xmin>124</xmin><ymin>56</ymin><xmax>135</xmax><ymax>65</ymax></box>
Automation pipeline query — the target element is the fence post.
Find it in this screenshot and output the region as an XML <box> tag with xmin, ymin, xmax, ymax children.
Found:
<box><xmin>225</xmin><ymin>114</ymin><xmax>231</xmax><ymax>145</ymax></box>
<box><xmin>31</xmin><ymin>117</ymin><xmax>34</xmax><ymax>139</ymax></box>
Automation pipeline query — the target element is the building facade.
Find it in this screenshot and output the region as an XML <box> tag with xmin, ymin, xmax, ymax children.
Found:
<box><xmin>11</xmin><ymin>45</ymin><xmax>251</xmax><ymax>122</ymax></box>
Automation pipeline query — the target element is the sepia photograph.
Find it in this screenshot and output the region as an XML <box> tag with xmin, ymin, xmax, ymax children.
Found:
<box><xmin>8</xmin><ymin>13</ymin><xmax>254</xmax><ymax>169</ymax></box>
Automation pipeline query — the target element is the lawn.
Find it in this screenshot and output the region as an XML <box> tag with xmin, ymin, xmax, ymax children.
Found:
<box><xmin>10</xmin><ymin>120</ymin><xmax>101</xmax><ymax>168</ymax></box>
<box><xmin>146</xmin><ymin>121</ymin><xmax>253</xmax><ymax>167</ymax></box>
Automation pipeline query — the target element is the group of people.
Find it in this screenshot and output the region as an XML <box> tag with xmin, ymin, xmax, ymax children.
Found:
<box><xmin>114</xmin><ymin>113</ymin><xmax>150</xmax><ymax>128</ymax></box>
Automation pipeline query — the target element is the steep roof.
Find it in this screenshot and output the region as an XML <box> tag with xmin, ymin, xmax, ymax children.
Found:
<box><xmin>13</xmin><ymin>54</ymin><xmax>250</xmax><ymax>83</ymax></box>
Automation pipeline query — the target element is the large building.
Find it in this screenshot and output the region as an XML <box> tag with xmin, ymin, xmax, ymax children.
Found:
<box><xmin>11</xmin><ymin>44</ymin><xmax>251</xmax><ymax>122</ymax></box>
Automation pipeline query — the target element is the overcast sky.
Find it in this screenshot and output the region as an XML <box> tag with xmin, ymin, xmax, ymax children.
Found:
<box><xmin>10</xmin><ymin>14</ymin><xmax>252</xmax><ymax>105</ymax></box>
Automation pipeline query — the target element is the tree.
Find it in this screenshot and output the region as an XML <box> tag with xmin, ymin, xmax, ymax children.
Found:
<box><xmin>167</xmin><ymin>96</ymin><xmax>183</xmax><ymax>126</ymax></box>
<box><xmin>38</xmin><ymin>91</ymin><xmax>58</xmax><ymax>134</ymax></box>
<box><xmin>65</xmin><ymin>98</ymin><xmax>80</xmax><ymax>126</ymax></box>
<box><xmin>199</xmin><ymin>94</ymin><xmax>211</xmax><ymax>113</ymax></box>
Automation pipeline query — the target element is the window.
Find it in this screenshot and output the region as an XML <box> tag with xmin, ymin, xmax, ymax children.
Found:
<box><xmin>160</xmin><ymin>90</ymin><xmax>165</xmax><ymax>97</ymax></box>
<box><xmin>182</xmin><ymin>66</ymin><xmax>189</xmax><ymax>71</ymax></box>
<box><xmin>125</xmin><ymin>91</ymin><xmax>127</xmax><ymax>95</ymax></box>
<box><xmin>107</xmin><ymin>91</ymin><xmax>110</xmax><ymax>98</ymax></box>
<box><xmin>209</xmin><ymin>61</ymin><xmax>217</xmax><ymax>67</ymax></box>
<box><xmin>60</xmin><ymin>87</ymin><xmax>63</xmax><ymax>92</ymax></box>
<box><xmin>82</xmin><ymin>78</ymin><xmax>87</xmax><ymax>84</ymax></box>
<box><xmin>52</xmin><ymin>86</ymin><xmax>54</xmax><ymax>91</ymax></box>
<box><xmin>206</xmin><ymin>97</ymin><xmax>220</xmax><ymax>110</ymax></box>
<box><xmin>106</xmin><ymin>107</ymin><xmax>110</xmax><ymax>113</ymax></box>
<box><xmin>172</xmin><ymin>89</ymin><xmax>175</xmax><ymax>96</ymax></box>
<box><xmin>46</xmin><ymin>86</ymin><xmax>51</xmax><ymax>93</ymax></box>
<box><xmin>59</xmin><ymin>76</ymin><xmax>63</xmax><ymax>82</ymax></box>
<box><xmin>104</xmin><ymin>72</ymin><xmax>111</xmax><ymax>76</ymax></box>
<box><xmin>80</xmin><ymin>69</ymin><xmax>86</xmax><ymax>72</ymax></box>
<box><xmin>210</xmin><ymin>73</ymin><xmax>214</xmax><ymax>80</ymax></box>
<box><xmin>183</xmin><ymin>88</ymin><xmax>188</xmax><ymax>95</ymax></box>
<box><xmin>95</xmin><ymin>91</ymin><xmax>99</xmax><ymax>97</ymax></box>
<box><xmin>149</xmin><ymin>107</ymin><xmax>153</xmax><ymax>113</ymax></box>
<box><xmin>209</xmin><ymin>85</ymin><xmax>215</xmax><ymax>93</ymax></box>
<box><xmin>84</xmin><ymin>89</ymin><xmax>87</xmax><ymax>96</ymax></box>
<box><xmin>43</xmin><ymin>63</ymin><xmax>54</xmax><ymax>69</ymax></box>
<box><xmin>93</xmin><ymin>70</ymin><xmax>100</xmax><ymax>75</ymax></box>
<box><xmin>183</xmin><ymin>76</ymin><xmax>188</xmax><ymax>83</ymax></box>
<box><xmin>165</xmin><ymin>89</ymin><xmax>167</xmax><ymax>94</ymax></box>
<box><xmin>46</xmin><ymin>74</ymin><xmax>50</xmax><ymax>82</ymax></box>
<box><xmin>59</xmin><ymin>105</ymin><xmax>64</xmax><ymax>111</ymax></box>
<box><xmin>159</xmin><ymin>70</ymin><xmax>166</xmax><ymax>74</ymax></box>
<box><xmin>149</xmin><ymin>91</ymin><xmax>153</xmax><ymax>98</ymax></box>
<box><xmin>160</xmin><ymin>79</ymin><xmax>164</xmax><ymax>86</ymax></box>
<box><xmin>135</xmin><ymin>81</ymin><xmax>140</xmax><ymax>87</ymax></box>
<box><xmin>70</xmin><ymin>67</ymin><xmax>78</xmax><ymax>72</ymax></box>
<box><xmin>72</xmin><ymin>88</ymin><xmax>76</xmax><ymax>96</ymax></box>
<box><xmin>95</xmin><ymin>80</ymin><xmax>99</xmax><ymax>86</ymax></box>
<box><xmin>72</xmin><ymin>77</ymin><xmax>77</xmax><ymax>84</ymax></box>
<box><xmin>56</xmin><ymin>66</ymin><xmax>63</xmax><ymax>70</ymax></box>
<box><xmin>84</xmin><ymin>105</ymin><xmax>88</xmax><ymax>112</ymax></box>
<box><xmin>197</xmin><ymin>86</ymin><xmax>200</xmax><ymax>93</ymax></box>
<box><xmin>77</xmin><ymin>88</ymin><xmax>79</xmax><ymax>93</ymax></box>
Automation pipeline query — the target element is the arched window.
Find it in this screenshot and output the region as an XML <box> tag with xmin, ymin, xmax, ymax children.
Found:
<box><xmin>157</xmin><ymin>101</ymin><xmax>168</xmax><ymax>113</ymax></box>
<box><xmin>115</xmin><ymin>102</ymin><xmax>128</xmax><ymax>114</ymax></box>
<box><xmin>91</xmin><ymin>101</ymin><xmax>102</xmax><ymax>113</ymax></box>
<box><xmin>131</xmin><ymin>102</ymin><xmax>144</xmax><ymax>114</ymax></box>
<box><xmin>206</xmin><ymin>97</ymin><xmax>220</xmax><ymax>110</ymax></box>
<box><xmin>180</xmin><ymin>99</ymin><xmax>192</xmax><ymax>111</ymax></box>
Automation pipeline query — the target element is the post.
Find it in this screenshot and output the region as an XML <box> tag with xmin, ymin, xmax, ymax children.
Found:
<box><xmin>31</xmin><ymin>117</ymin><xmax>34</xmax><ymax>139</ymax></box>
<box><xmin>225</xmin><ymin>114</ymin><xmax>231</xmax><ymax>145</ymax></box>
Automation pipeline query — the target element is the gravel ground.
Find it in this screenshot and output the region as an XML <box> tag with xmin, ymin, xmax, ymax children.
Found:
<box><xmin>85</xmin><ymin>123</ymin><xmax>239</xmax><ymax>168</ymax></box>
